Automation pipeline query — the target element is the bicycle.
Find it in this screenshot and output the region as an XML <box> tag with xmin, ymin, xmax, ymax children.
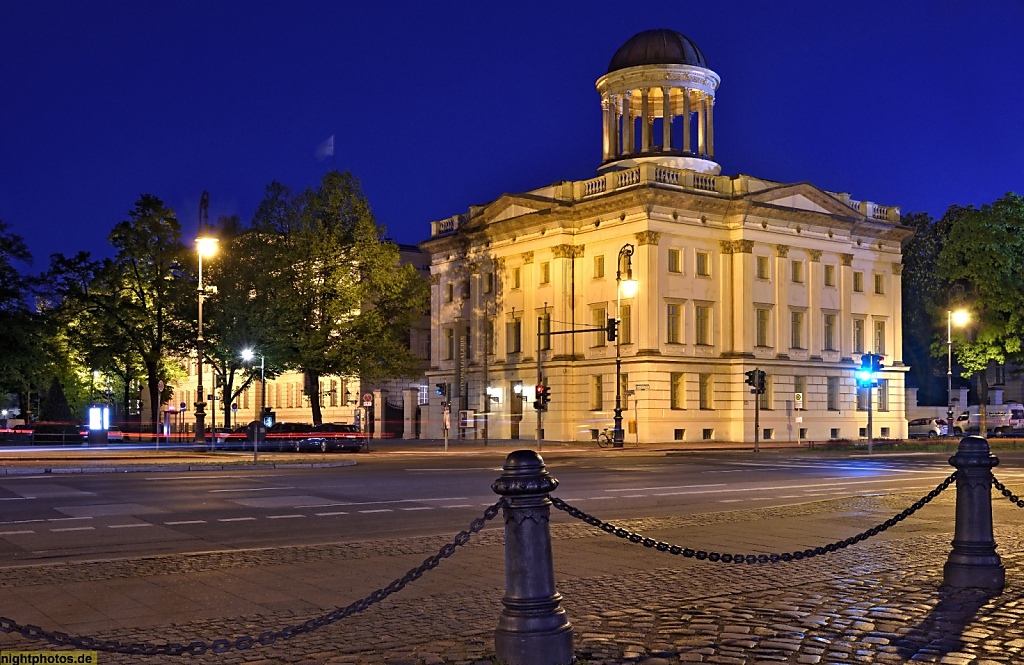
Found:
<box><xmin>597</xmin><ymin>427</ymin><xmax>615</xmax><ymax>448</ymax></box>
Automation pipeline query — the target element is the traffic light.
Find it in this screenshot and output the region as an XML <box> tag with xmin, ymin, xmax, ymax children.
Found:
<box><xmin>606</xmin><ymin>317</ymin><xmax>618</xmax><ymax>342</ymax></box>
<box><xmin>543</xmin><ymin>384</ymin><xmax>552</xmax><ymax>405</ymax></box>
<box><xmin>756</xmin><ymin>370</ymin><xmax>767</xmax><ymax>394</ymax></box>
<box><xmin>744</xmin><ymin>370</ymin><xmax>758</xmax><ymax>390</ymax></box>
<box><xmin>435</xmin><ymin>383</ymin><xmax>447</xmax><ymax>397</ymax></box>
<box><xmin>534</xmin><ymin>384</ymin><xmax>547</xmax><ymax>411</ymax></box>
<box><xmin>857</xmin><ymin>354</ymin><xmax>881</xmax><ymax>387</ymax></box>
<box><xmin>871</xmin><ymin>354</ymin><xmax>884</xmax><ymax>373</ymax></box>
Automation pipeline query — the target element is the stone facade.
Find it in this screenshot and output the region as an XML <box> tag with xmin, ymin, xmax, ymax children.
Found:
<box><xmin>420</xmin><ymin>30</ymin><xmax>911</xmax><ymax>445</ymax></box>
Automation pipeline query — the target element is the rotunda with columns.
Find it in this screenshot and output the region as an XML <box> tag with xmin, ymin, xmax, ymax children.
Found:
<box><xmin>596</xmin><ymin>28</ymin><xmax>721</xmax><ymax>175</ymax></box>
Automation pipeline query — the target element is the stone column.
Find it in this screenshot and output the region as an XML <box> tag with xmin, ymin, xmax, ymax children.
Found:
<box><xmin>718</xmin><ymin>240</ymin><xmax>735</xmax><ymax>354</ymax></box>
<box><xmin>661</xmin><ymin>87</ymin><xmax>672</xmax><ymax>151</ymax></box>
<box><xmin>731</xmin><ymin>240</ymin><xmax>754</xmax><ymax>354</ymax></box>
<box><xmin>891</xmin><ymin>263</ymin><xmax>904</xmax><ymax>364</ymax></box>
<box><xmin>943</xmin><ymin>436</ymin><xmax>1004</xmax><ymax>590</ymax></box>
<box><xmin>610</xmin><ymin>94</ymin><xmax>619</xmax><ymax>158</ymax></box>
<box><xmin>640</xmin><ymin>88</ymin><xmax>650</xmax><ymax>152</ymax></box>
<box><xmin>682</xmin><ymin>88</ymin><xmax>692</xmax><ymax>154</ymax></box>
<box><xmin>808</xmin><ymin>250</ymin><xmax>822</xmax><ymax>355</ymax></box>
<box><xmin>697</xmin><ymin>94</ymin><xmax>706</xmax><ymax>156</ymax></box>
<box><xmin>775</xmin><ymin>245</ymin><xmax>790</xmax><ymax>353</ymax></box>
<box><xmin>707</xmin><ymin>95</ymin><xmax>715</xmax><ymax>159</ymax></box>
<box><xmin>840</xmin><ymin>253</ymin><xmax>853</xmax><ymax>356</ymax></box>
<box><xmin>601</xmin><ymin>96</ymin><xmax>611</xmax><ymax>161</ymax></box>
<box><xmin>492</xmin><ymin>450</ymin><xmax>574</xmax><ymax>665</ymax></box>
<box><xmin>403</xmin><ymin>387</ymin><xmax>418</xmax><ymax>439</ymax></box>
<box><xmin>623</xmin><ymin>91</ymin><xmax>634</xmax><ymax>154</ymax></box>
<box><xmin>635</xmin><ymin>231</ymin><xmax>660</xmax><ymax>356</ymax></box>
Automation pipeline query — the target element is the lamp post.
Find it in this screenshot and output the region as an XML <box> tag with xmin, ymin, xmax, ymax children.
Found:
<box><xmin>241</xmin><ymin>349</ymin><xmax>265</xmax><ymax>419</ymax></box>
<box><xmin>614</xmin><ymin>243</ymin><xmax>638</xmax><ymax>448</ymax></box>
<box><xmin>947</xmin><ymin>305</ymin><xmax>970</xmax><ymax>424</ymax></box>
<box><xmin>193</xmin><ymin>193</ymin><xmax>218</xmax><ymax>445</ymax></box>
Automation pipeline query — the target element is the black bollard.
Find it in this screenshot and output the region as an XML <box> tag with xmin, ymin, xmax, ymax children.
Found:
<box><xmin>491</xmin><ymin>449</ymin><xmax>574</xmax><ymax>665</ymax></box>
<box><xmin>943</xmin><ymin>435</ymin><xmax>1005</xmax><ymax>590</ymax></box>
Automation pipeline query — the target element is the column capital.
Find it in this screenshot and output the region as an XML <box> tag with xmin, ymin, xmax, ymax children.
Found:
<box><xmin>892</xmin><ymin>262</ymin><xmax>904</xmax><ymax>275</ymax></box>
<box><xmin>553</xmin><ymin>244</ymin><xmax>585</xmax><ymax>259</ymax></box>
<box><xmin>719</xmin><ymin>240</ymin><xmax>734</xmax><ymax>255</ymax></box>
<box><xmin>808</xmin><ymin>249</ymin><xmax>823</xmax><ymax>262</ymax></box>
<box><xmin>429</xmin><ymin>274</ymin><xmax>441</xmax><ymax>285</ymax></box>
<box><xmin>521</xmin><ymin>251</ymin><xmax>534</xmax><ymax>265</ymax></box>
<box><xmin>775</xmin><ymin>244</ymin><xmax>790</xmax><ymax>258</ymax></box>
<box><xmin>733</xmin><ymin>239</ymin><xmax>754</xmax><ymax>254</ymax></box>
<box><xmin>840</xmin><ymin>253</ymin><xmax>854</xmax><ymax>266</ymax></box>
<box><xmin>635</xmin><ymin>231</ymin><xmax>661</xmax><ymax>246</ymax></box>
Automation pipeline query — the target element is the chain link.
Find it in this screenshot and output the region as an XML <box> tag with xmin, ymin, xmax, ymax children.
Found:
<box><xmin>0</xmin><ymin>499</ymin><xmax>504</xmax><ymax>655</ymax></box>
<box><xmin>991</xmin><ymin>474</ymin><xmax>1024</xmax><ymax>508</ymax></box>
<box><xmin>551</xmin><ymin>472</ymin><xmax>957</xmax><ymax>564</ymax></box>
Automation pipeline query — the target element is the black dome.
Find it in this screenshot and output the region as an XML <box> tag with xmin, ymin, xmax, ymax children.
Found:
<box><xmin>607</xmin><ymin>29</ymin><xmax>708</xmax><ymax>73</ymax></box>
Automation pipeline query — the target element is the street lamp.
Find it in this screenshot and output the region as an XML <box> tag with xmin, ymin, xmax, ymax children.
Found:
<box><xmin>947</xmin><ymin>305</ymin><xmax>970</xmax><ymax>424</ymax></box>
<box><xmin>614</xmin><ymin>243</ymin><xmax>637</xmax><ymax>448</ymax></box>
<box><xmin>193</xmin><ymin>194</ymin><xmax>218</xmax><ymax>445</ymax></box>
<box><xmin>241</xmin><ymin>348</ymin><xmax>265</xmax><ymax>419</ymax></box>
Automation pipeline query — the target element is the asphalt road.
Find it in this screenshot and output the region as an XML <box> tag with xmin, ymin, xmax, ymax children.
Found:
<box><xmin>2</xmin><ymin>449</ymin><xmax>1023</xmax><ymax>566</ymax></box>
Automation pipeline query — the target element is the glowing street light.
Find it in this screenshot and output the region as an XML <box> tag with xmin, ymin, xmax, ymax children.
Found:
<box><xmin>613</xmin><ymin>243</ymin><xmax>636</xmax><ymax>448</ymax></box>
<box><xmin>193</xmin><ymin>192</ymin><xmax>219</xmax><ymax>446</ymax></box>
<box><xmin>947</xmin><ymin>305</ymin><xmax>971</xmax><ymax>424</ymax></box>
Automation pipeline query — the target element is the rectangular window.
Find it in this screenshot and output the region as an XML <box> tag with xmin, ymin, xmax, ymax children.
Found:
<box><xmin>791</xmin><ymin>260</ymin><xmax>804</xmax><ymax>283</ymax></box>
<box><xmin>538</xmin><ymin>313</ymin><xmax>551</xmax><ymax>351</ymax></box>
<box><xmin>824</xmin><ymin>264</ymin><xmax>836</xmax><ymax>287</ymax></box>
<box><xmin>878</xmin><ymin>379</ymin><xmax>889</xmax><ymax>412</ymax></box>
<box><xmin>696</xmin><ymin>251</ymin><xmax>710</xmax><ymax>277</ymax></box>
<box><xmin>444</xmin><ymin>328</ymin><xmax>454</xmax><ymax>360</ymax></box>
<box><xmin>853</xmin><ymin>319</ymin><xmax>865</xmax><ymax>354</ymax></box>
<box><xmin>874</xmin><ymin>273</ymin><xmax>885</xmax><ymax>295</ymax></box>
<box><xmin>874</xmin><ymin>320</ymin><xmax>886</xmax><ymax>355</ymax></box>
<box><xmin>484</xmin><ymin>272</ymin><xmax>494</xmax><ymax>294</ymax></box>
<box><xmin>827</xmin><ymin>376</ymin><xmax>840</xmax><ymax>411</ymax></box>
<box><xmin>484</xmin><ymin>319</ymin><xmax>495</xmax><ymax>355</ymax></box>
<box><xmin>594</xmin><ymin>255</ymin><xmax>605</xmax><ymax>279</ymax></box>
<box><xmin>619</xmin><ymin>304</ymin><xmax>632</xmax><ymax>344</ymax></box>
<box><xmin>699</xmin><ymin>373</ymin><xmax>712</xmax><ymax>410</ymax></box>
<box><xmin>540</xmin><ymin>261</ymin><xmax>550</xmax><ymax>284</ymax></box>
<box><xmin>330</xmin><ymin>379</ymin><xmax>338</xmax><ymax>407</ymax></box>
<box><xmin>857</xmin><ymin>387</ymin><xmax>869</xmax><ymax>411</ymax></box>
<box><xmin>460</xmin><ymin>281</ymin><xmax>470</xmax><ymax>299</ymax></box>
<box><xmin>513</xmin><ymin>267</ymin><xmax>521</xmax><ymax>289</ymax></box>
<box><xmin>695</xmin><ymin>305</ymin><xmax>710</xmax><ymax>345</ymax></box>
<box><xmin>592</xmin><ymin>307</ymin><xmax>607</xmax><ymax>347</ymax></box>
<box><xmin>590</xmin><ymin>375</ymin><xmax>603</xmax><ymax>411</ymax></box>
<box><xmin>505</xmin><ymin>319</ymin><xmax>522</xmax><ymax>353</ymax></box>
<box><xmin>667</xmin><ymin>303</ymin><xmax>682</xmax><ymax>343</ymax></box>
<box><xmin>756</xmin><ymin>308</ymin><xmax>770</xmax><ymax>347</ymax></box>
<box><xmin>756</xmin><ymin>255</ymin><xmax>770</xmax><ymax>280</ymax></box>
<box><xmin>445</xmin><ymin>283</ymin><xmax>454</xmax><ymax>302</ymax></box>
<box><xmin>853</xmin><ymin>271</ymin><xmax>864</xmax><ymax>292</ymax></box>
<box><xmin>823</xmin><ymin>313</ymin><xmax>836</xmax><ymax>351</ymax></box>
<box><xmin>670</xmin><ymin>372</ymin><xmax>685</xmax><ymax>410</ymax></box>
<box><xmin>668</xmin><ymin>248</ymin><xmax>682</xmax><ymax>273</ymax></box>
<box><xmin>791</xmin><ymin>310</ymin><xmax>804</xmax><ymax>349</ymax></box>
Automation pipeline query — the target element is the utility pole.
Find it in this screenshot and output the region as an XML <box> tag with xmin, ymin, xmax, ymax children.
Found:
<box><xmin>536</xmin><ymin>315</ymin><xmax>543</xmax><ymax>450</ymax></box>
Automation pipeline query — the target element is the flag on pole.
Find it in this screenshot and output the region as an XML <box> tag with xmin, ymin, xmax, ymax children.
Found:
<box><xmin>315</xmin><ymin>134</ymin><xmax>335</xmax><ymax>161</ymax></box>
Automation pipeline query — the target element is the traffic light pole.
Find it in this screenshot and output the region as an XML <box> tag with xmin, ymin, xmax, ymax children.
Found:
<box><xmin>754</xmin><ymin>375</ymin><xmax>760</xmax><ymax>454</ymax></box>
<box><xmin>867</xmin><ymin>383</ymin><xmax>874</xmax><ymax>455</ymax></box>
<box><xmin>536</xmin><ymin>317</ymin><xmax>543</xmax><ymax>451</ymax></box>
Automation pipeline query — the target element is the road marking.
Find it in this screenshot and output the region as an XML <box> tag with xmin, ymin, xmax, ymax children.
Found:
<box><xmin>47</xmin><ymin>517</ymin><xmax>92</xmax><ymax>522</ymax></box>
<box><xmin>108</xmin><ymin>523</ymin><xmax>152</xmax><ymax>529</ymax></box>
<box><xmin>441</xmin><ymin>504</ymin><xmax>472</xmax><ymax>508</ymax></box>
<box><xmin>146</xmin><ymin>474</ymin><xmax>284</xmax><ymax>481</ymax></box>
<box><xmin>778</xmin><ymin>495</ymin><xmax>802</xmax><ymax>498</ymax></box>
<box><xmin>296</xmin><ymin>496</ymin><xmax>468</xmax><ymax>508</ymax></box>
<box><xmin>401</xmin><ymin>507</ymin><xmax>433</xmax><ymax>511</ymax></box>
<box><xmin>0</xmin><ymin>519</ymin><xmax>45</xmax><ymax>525</ymax></box>
<box><xmin>267</xmin><ymin>514</ymin><xmax>305</xmax><ymax>519</ymax></box>
<box><xmin>719</xmin><ymin>499</ymin><xmax>744</xmax><ymax>503</ymax></box>
<box><xmin>51</xmin><ymin>526</ymin><xmax>94</xmax><ymax>532</ymax></box>
<box><xmin>408</xmin><ymin>468</ymin><xmax>503</xmax><ymax>472</ymax></box>
<box><xmin>585</xmin><ymin>496</ymin><xmax>616</xmax><ymax>500</ymax></box>
<box><xmin>0</xmin><ymin>530</ymin><xmax>34</xmax><ymax>535</ymax></box>
<box><xmin>359</xmin><ymin>509</ymin><xmax>393</xmax><ymax>514</ymax></box>
<box><xmin>605</xmin><ymin>483</ymin><xmax>726</xmax><ymax>493</ymax></box>
<box><xmin>315</xmin><ymin>511</ymin><xmax>348</xmax><ymax>516</ymax></box>
<box><xmin>0</xmin><ymin>497</ymin><xmax>33</xmax><ymax>501</ymax></box>
<box><xmin>165</xmin><ymin>520</ymin><xmax>206</xmax><ymax>525</ymax></box>
<box><xmin>651</xmin><ymin>476</ymin><xmax>949</xmax><ymax>497</ymax></box>
<box><xmin>218</xmin><ymin>517</ymin><xmax>257</xmax><ymax>522</ymax></box>
<box><xmin>209</xmin><ymin>487</ymin><xmax>293</xmax><ymax>493</ymax></box>
<box><xmin>619</xmin><ymin>494</ymin><xmax>648</xmax><ymax>498</ymax></box>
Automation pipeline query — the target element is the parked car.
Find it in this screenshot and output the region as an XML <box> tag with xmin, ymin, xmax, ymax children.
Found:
<box><xmin>265</xmin><ymin>422</ymin><xmax>314</xmax><ymax>452</ymax></box>
<box><xmin>952</xmin><ymin>403</ymin><xmax>1024</xmax><ymax>435</ymax></box>
<box><xmin>106</xmin><ymin>426</ymin><xmax>124</xmax><ymax>443</ymax></box>
<box><xmin>298</xmin><ymin>423</ymin><xmax>367</xmax><ymax>453</ymax></box>
<box><xmin>908</xmin><ymin>418</ymin><xmax>947</xmax><ymax>438</ymax></box>
<box><xmin>217</xmin><ymin>425</ymin><xmax>250</xmax><ymax>450</ymax></box>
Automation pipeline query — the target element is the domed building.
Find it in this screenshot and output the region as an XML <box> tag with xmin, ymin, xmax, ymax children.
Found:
<box><xmin>421</xmin><ymin>30</ymin><xmax>910</xmax><ymax>445</ymax></box>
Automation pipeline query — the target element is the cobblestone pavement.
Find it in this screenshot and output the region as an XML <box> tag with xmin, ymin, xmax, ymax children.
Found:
<box><xmin>6</xmin><ymin>487</ymin><xmax>1024</xmax><ymax>664</ymax></box>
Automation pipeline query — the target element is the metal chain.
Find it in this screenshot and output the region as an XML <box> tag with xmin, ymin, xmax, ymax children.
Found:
<box><xmin>991</xmin><ymin>474</ymin><xmax>1024</xmax><ymax>508</ymax></box>
<box><xmin>0</xmin><ymin>499</ymin><xmax>504</xmax><ymax>656</ymax></box>
<box><xmin>551</xmin><ymin>472</ymin><xmax>957</xmax><ymax>565</ymax></box>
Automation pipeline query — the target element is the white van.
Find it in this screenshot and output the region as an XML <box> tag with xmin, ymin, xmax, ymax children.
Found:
<box><xmin>953</xmin><ymin>403</ymin><xmax>1024</xmax><ymax>435</ymax></box>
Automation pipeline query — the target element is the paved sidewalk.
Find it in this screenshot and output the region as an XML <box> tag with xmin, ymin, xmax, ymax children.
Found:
<box><xmin>3</xmin><ymin>458</ymin><xmax>1024</xmax><ymax>664</ymax></box>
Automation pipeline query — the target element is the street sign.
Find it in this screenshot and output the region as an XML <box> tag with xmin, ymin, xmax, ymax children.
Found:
<box><xmin>179</xmin><ymin>401</ymin><xmax>186</xmax><ymax>411</ymax></box>
<box><xmin>231</xmin><ymin>403</ymin><xmax>238</xmax><ymax>413</ymax></box>
<box><xmin>362</xmin><ymin>393</ymin><xmax>373</xmax><ymax>406</ymax></box>
<box><xmin>158</xmin><ymin>380</ymin><xmax>165</xmax><ymax>393</ymax></box>
<box><xmin>795</xmin><ymin>392</ymin><xmax>804</xmax><ymax>410</ymax></box>
<box><xmin>635</xmin><ymin>383</ymin><xmax>650</xmax><ymax>391</ymax></box>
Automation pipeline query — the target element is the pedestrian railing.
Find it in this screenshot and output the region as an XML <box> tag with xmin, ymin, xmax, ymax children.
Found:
<box><xmin>0</xmin><ymin>435</ymin><xmax>1012</xmax><ymax>665</ymax></box>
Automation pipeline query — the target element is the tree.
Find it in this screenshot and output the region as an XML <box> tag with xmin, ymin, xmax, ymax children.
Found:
<box><xmin>248</xmin><ymin>171</ymin><xmax>429</xmax><ymax>425</ymax></box>
<box><xmin>0</xmin><ymin>219</ymin><xmax>47</xmax><ymax>418</ymax></box>
<box><xmin>936</xmin><ymin>193</ymin><xmax>1024</xmax><ymax>435</ymax></box>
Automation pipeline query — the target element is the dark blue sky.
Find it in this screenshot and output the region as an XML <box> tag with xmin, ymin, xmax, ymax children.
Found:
<box><xmin>2</xmin><ymin>1</ymin><xmax>1021</xmax><ymax>268</ymax></box>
